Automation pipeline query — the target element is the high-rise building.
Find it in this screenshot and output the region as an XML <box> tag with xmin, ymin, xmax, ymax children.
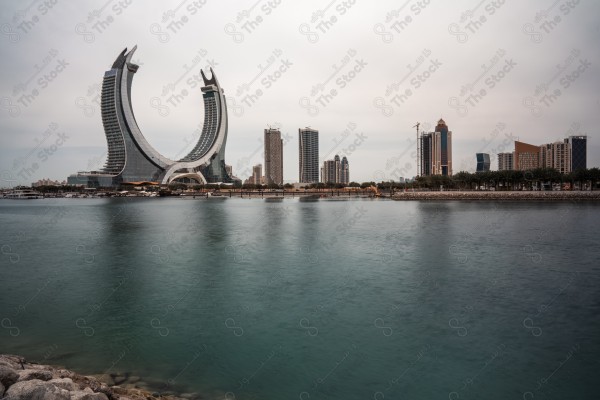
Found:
<box><xmin>514</xmin><ymin>141</ymin><xmax>540</xmax><ymax>171</ymax></box>
<box><xmin>420</xmin><ymin>132</ymin><xmax>432</xmax><ymax>176</ymax></box>
<box><xmin>432</xmin><ymin>119</ymin><xmax>452</xmax><ymax>176</ymax></box>
<box><xmin>540</xmin><ymin>140</ymin><xmax>571</xmax><ymax>174</ymax></box>
<box><xmin>299</xmin><ymin>128</ymin><xmax>319</xmax><ymax>183</ymax></box>
<box><xmin>321</xmin><ymin>154</ymin><xmax>350</xmax><ymax>184</ymax></box>
<box><xmin>264</xmin><ymin>128</ymin><xmax>283</xmax><ymax>185</ymax></box>
<box><xmin>321</xmin><ymin>160</ymin><xmax>337</xmax><ymax>183</ymax></box>
<box><xmin>334</xmin><ymin>155</ymin><xmax>341</xmax><ymax>183</ymax></box>
<box><xmin>498</xmin><ymin>152</ymin><xmax>514</xmax><ymax>171</ymax></box>
<box><xmin>419</xmin><ymin>119</ymin><xmax>452</xmax><ymax>176</ymax></box>
<box><xmin>476</xmin><ymin>153</ymin><xmax>490</xmax><ymax>172</ymax></box>
<box><xmin>340</xmin><ymin>156</ymin><xmax>350</xmax><ymax>184</ymax></box>
<box><xmin>252</xmin><ymin>164</ymin><xmax>262</xmax><ymax>185</ymax></box>
<box><xmin>67</xmin><ymin>46</ymin><xmax>236</xmax><ymax>187</ymax></box>
<box><xmin>569</xmin><ymin>136</ymin><xmax>587</xmax><ymax>171</ymax></box>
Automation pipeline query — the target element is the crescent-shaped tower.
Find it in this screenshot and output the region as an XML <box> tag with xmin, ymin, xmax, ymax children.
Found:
<box><xmin>67</xmin><ymin>46</ymin><xmax>236</xmax><ymax>188</ymax></box>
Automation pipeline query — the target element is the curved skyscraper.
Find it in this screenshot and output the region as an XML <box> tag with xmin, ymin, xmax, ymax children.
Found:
<box><xmin>68</xmin><ymin>46</ymin><xmax>235</xmax><ymax>187</ymax></box>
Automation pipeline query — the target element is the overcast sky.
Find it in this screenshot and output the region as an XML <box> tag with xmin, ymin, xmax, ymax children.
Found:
<box><xmin>1</xmin><ymin>0</ymin><xmax>599</xmax><ymax>186</ymax></box>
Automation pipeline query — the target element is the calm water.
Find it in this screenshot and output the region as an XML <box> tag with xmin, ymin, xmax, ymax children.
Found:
<box><xmin>0</xmin><ymin>198</ymin><xmax>599</xmax><ymax>399</ymax></box>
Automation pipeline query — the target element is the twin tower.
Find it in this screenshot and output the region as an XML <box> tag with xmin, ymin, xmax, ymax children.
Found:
<box><xmin>68</xmin><ymin>46</ymin><xmax>236</xmax><ymax>187</ymax></box>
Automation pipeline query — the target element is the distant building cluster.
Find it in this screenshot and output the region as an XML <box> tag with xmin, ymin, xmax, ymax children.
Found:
<box><xmin>321</xmin><ymin>155</ymin><xmax>349</xmax><ymax>185</ymax></box>
<box><xmin>497</xmin><ymin>136</ymin><xmax>587</xmax><ymax>173</ymax></box>
<box><xmin>419</xmin><ymin>119</ymin><xmax>453</xmax><ymax>177</ymax></box>
<box><xmin>32</xmin><ymin>179</ymin><xmax>67</xmax><ymax>187</ymax></box>
<box><xmin>243</xmin><ymin>126</ymin><xmax>351</xmax><ymax>186</ymax></box>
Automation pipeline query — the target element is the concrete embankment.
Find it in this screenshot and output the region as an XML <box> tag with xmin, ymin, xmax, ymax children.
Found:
<box><xmin>392</xmin><ymin>191</ymin><xmax>600</xmax><ymax>201</ymax></box>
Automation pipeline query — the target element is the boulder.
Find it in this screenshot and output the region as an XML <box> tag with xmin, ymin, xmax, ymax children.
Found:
<box><xmin>17</xmin><ymin>368</ymin><xmax>53</xmax><ymax>381</ymax></box>
<box><xmin>49</xmin><ymin>377</ymin><xmax>79</xmax><ymax>391</ymax></box>
<box><xmin>0</xmin><ymin>364</ymin><xmax>19</xmax><ymax>387</ymax></box>
<box><xmin>1</xmin><ymin>382</ymin><xmax>5</xmax><ymax>397</ymax></box>
<box><xmin>4</xmin><ymin>379</ymin><xmax>70</xmax><ymax>400</ymax></box>
<box><xmin>0</xmin><ymin>355</ymin><xmax>24</xmax><ymax>370</ymax></box>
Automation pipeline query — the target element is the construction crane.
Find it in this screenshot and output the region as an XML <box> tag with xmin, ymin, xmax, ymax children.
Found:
<box><xmin>413</xmin><ymin>122</ymin><xmax>420</xmax><ymax>177</ymax></box>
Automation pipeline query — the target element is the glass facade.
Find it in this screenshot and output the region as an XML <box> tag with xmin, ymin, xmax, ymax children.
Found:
<box><xmin>570</xmin><ymin>136</ymin><xmax>587</xmax><ymax>171</ymax></box>
<box><xmin>299</xmin><ymin>128</ymin><xmax>319</xmax><ymax>183</ymax></box>
<box><xmin>476</xmin><ymin>153</ymin><xmax>491</xmax><ymax>172</ymax></box>
<box><xmin>68</xmin><ymin>47</ymin><xmax>236</xmax><ymax>187</ymax></box>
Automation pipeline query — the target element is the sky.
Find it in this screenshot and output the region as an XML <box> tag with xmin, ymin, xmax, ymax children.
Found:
<box><xmin>0</xmin><ymin>0</ymin><xmax>599</xmax><ymax>186</ymax></box>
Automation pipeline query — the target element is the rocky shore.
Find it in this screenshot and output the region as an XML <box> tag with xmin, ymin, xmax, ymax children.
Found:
<box><xmin>0</xmin><ymin>355</ymin><xmax>189</xmax><ymax>400</ymax></box>
<box><xmin>392</xmin><ymin>190</ymin><xmax>600</xmax><ymax>201</ymax></box>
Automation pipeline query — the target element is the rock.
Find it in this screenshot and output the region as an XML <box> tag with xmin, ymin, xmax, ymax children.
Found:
<box><xmin>70</xmin><ymin>391</ymin><xmax>109</xmax><ymax>400</ymax></box>
<box><xmin>17</xmin><ymin>368</ymin><xmax>53</xmax><ymax>381</ymax></box>
<box><xmin>0</xmin><ymin>355</ymin><xmax>24</xmax><ymax>370</ymax></box>
<box><xmin>49</xmin><ymin>377</ymin><xmax>79</xmax><ymax>391</ymax></box>
<box><xmin>1</xmin><ymin>382</ymin><xmax>5</xmax><ymax>397</ymax></box>
<box><xmin>127</xmin><ymin>375</ymin><xmax>141</xmax><ymax>384</ymax></box>
<box><xmin>4</xmin><ymin>379</ymin><xmax>70</xmax><ymax>400</ymax></box>
<box><xmin>57</xmin><ymin>369</ymin><xmax>75</xmax><ymax>379</ymax></box>
<box><xmin>0</xmin><ymin>364</ymin><xmax>19</xmax><ymax>387</ymax></box>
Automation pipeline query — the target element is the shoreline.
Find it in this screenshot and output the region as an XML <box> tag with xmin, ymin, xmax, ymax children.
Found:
<box><xmin>2</xmin><ymin>190</ymin><xmax>600</xmax><ymax>201</ymax></box>
<box><xmin>391</xmin><ymin>190</ymin><xmax>600</xmax><ymax>201</ymax></box>
<box><xmin>0</xmin><ymin>354</ymin><xmax>193</xmax><ymax>400</ymax></box>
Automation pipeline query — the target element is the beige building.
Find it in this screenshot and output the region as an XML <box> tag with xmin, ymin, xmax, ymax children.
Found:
<box><xmin>497</xmin><ymin>152</ymin><xmax>514</xmax><ymax>171</ymax></box>
<box><xmin>540</xmin><ymin>140</ymin><xmax>571</xmax><ymax>174</ymax></box>
<box><xmin>252</xmin><ymin>164</ymin><xmax>262</xmax><ymax>185</ymax></box>
<box><xmin>264</xmin><ymin>128</ymin><xmax>283</xmax><ymax>185</ymax></box>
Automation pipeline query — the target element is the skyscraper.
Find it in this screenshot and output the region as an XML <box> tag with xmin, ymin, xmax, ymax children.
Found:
<box><xmin>498</xmin><ymin>152</ymin><xmax>514</xmax><ymax>171</ymax></box>
<box><xmin>431</xmin><ymin>119</ymin><xmax>452</xmax><ymax>176</ymax></box>
<box><xmin>514</xmin><ymin>141</ymin><xmax>540</xmax><ymax>171</ymax></box>
<box><xmin>476</xmin><ymin>153</ymin><xmax>491</xmax><ymax>172</ymax></box>
<box><xmin>252</xmin><ymin>164</ymin><xmax>262</xmax><ymax>185</ymax></box>
<box><xmin>67</xmin><ymin>46</ymin><xmax>235</xmax><ymax>187</ymax></box>
<box><xmin>264</xmin><ymin>128</ymin><xmax>283</xmax><ymax>185</ymax></box>
<box><xmin>340</xmin><ymin>156</ymin><xmax>350</xmax><ymax>184</ymax></box>
<box><xmin>321</xmin><ymin>154</ymin><xmax>350</xmax><ymax>184</ymax></box>
<box><xmin>321</xmin><ymin>160</ymin><xmax>337</xmax><ymax>183</ymax></box>
<box><xmin>420</xmin><ymin>132</ymin><xmax>432</xmax><ymax>177</ymax></box>
<box><xmin>419</xmin><ymin>118</ymin><xmax>452</xmax><ymax>176</ymax></box>
<box><xmin>569</xmin><ymin>136</ymin><xmax>587</xmax><ymax>171</ymax></box>
<box><xmin>540</xmin><ymin>140</ymin><xmax>571</xmax><ymax>174</ymax></box>
<box><xmin>299</xmin><ymin>128</ymin><xmax>319</xmax><ymax>183</ymax></box>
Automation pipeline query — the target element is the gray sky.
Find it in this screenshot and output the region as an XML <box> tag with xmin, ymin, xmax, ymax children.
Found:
<box><xmin>1</xmin><ymin>0</ymin><xmax>599</xmax><ymax>186</ymax></box>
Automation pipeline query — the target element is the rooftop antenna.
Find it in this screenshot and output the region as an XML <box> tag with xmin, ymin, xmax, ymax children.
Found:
<box><xmin>413</xmin><ymin>122</ymin><xmax>420</xmax><ymax>177</ymax></box>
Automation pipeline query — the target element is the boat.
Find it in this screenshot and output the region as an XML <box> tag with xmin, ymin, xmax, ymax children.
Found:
<box><xmin>5</xmin><ymin>189</ymin><xmax>44</xmax><ymax>199</ymax></box>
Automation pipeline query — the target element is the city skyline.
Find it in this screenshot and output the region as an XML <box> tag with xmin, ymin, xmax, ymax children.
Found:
<box><xmin>0</xmin><ymin>1</ymin><xmax>598</xmax><ymax>186</ymax></box>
